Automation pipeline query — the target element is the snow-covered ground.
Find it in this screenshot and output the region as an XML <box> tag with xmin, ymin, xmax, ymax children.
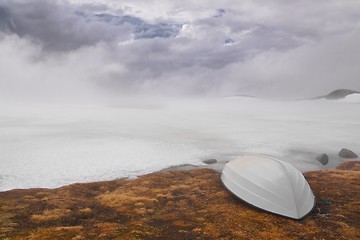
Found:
<box><xmin>339</xmin><ymin>93</ymin><xmax>360</xmax><ymax>103</ymax></box>
<box><xmin>0</xmin><ymin>97</ymin><xmax>359</xmax><ymax>191</ymax></box>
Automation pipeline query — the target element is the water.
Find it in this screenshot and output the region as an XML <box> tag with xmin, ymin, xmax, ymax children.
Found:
<box><xmin>0</xmin><ymin>97</ymin><xmax>359</xmax><ymax>191</ymax></box>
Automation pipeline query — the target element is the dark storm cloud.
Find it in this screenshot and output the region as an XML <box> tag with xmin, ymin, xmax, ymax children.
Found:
<box><xmin>0</xmin><ymin>5</ymin><xmax>14</xmax><ymax>31</ymax></box>
<box><xmin>0</xmin><ymin>0</ymin><xmax>310</xmax><ymax>65</ymax></box>
<box><xmin>0</xmin><ymin>0</ymin><xmax>134</xmax><ymax>51</ymax></box>
<box><xmin>0</xmin><ymin>0</ymin><xmax>317</xmax><ymax>70</ymax></box>
<box><xmin>1</xmin><ymin>0</ymin><xmax>360</xmax><ymax>101</ymax></box>
<box><xmin>0</xmin><ymin>0</ymin><xmax>181</xmax><ymax>51</ymax></box>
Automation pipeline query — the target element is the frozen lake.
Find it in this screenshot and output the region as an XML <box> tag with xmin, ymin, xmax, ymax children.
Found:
<box><xmin>0</xmin><ymin>97</ymin><xmax>359</xmax><ymax>191</ymax></box>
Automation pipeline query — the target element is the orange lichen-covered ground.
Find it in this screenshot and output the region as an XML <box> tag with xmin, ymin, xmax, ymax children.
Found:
<box><xmin>1</xmin><ymin>161</ymin><xmax>359</xmax><ymax>240</ymax></box>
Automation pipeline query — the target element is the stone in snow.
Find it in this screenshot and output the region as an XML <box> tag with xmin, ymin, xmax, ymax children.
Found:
<box><xmin>339</xmin><ymin>148</ymin><xmax>358</xmax><ymax>158</ymax></box>
<box><xmin>202</xmin><ymin>159</ymin><xmax>217</xmax><ymax>164</ymax></box>
<box><xmin>316</xmin><ymin>154</ymin><xmax>329</xmax><ymax>165</ymax></box>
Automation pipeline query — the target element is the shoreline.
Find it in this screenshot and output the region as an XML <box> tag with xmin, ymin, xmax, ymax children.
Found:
<box><xmin>1</xmin><ymin>155</ymin><xmax>357</xmax><ymax>193</ymax></box>
<box><xmin>0</xmin><ymin>161</ymin><xmax>229</xmax><ymax>193</ymax></box>
<box><xmin>0</xmin><ymin>161</ymin><xmax>359</xmax><ymax>239</ymax></box>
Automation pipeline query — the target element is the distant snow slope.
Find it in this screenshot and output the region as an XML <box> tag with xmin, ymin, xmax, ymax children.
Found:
<box><xmin>319</xmin><ymin>89</ymin><xmax>360</xmax><ymax>100</ymax></box>
<box><xmin>338</xmin><ymin>93</ymin><xmax>360</xmax><ymax>103</ymax></box>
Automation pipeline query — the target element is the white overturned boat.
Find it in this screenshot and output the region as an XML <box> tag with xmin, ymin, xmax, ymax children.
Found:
<box><xmin>221</xmin><ymin>155</ymin><xmax>315</xmax><ymax>219</ymax></box>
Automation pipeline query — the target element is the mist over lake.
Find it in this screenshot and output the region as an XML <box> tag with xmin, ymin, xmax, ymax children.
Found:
<box><xmin>1</xmin><ymin>97</ymin><xmax>359</xmax><ymax>191</ymax></box>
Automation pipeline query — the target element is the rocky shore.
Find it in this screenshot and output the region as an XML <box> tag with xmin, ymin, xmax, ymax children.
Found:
<box><xmin>1</xmin><ymin>161</ymin><xmax>359</xmax><ymax>240</ymax></box>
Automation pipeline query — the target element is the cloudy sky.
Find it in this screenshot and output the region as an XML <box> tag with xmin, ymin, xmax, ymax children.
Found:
<box><xmin>1</xmin><ymin>0</ymin><xmax>360</xmax><ymax>102</ymax></box>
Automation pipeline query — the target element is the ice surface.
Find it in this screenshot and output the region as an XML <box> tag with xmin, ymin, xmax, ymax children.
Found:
<box><xmin>0</xmin><ymin>98</ymin><xmax>359</xmax><ymax>191</ymax></box>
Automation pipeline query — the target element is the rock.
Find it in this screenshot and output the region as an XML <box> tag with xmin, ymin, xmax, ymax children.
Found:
<box><xmin>339</xmin><ymin>148</ymin><xmax>358</xmax><ymax>158</ymax></box>
<box><xmin>316</xmin><ymin>154</ymin><xmax>329</xmax><ymax>165</ymax></box>
<box><xmin>202</xmin><ymin>159</ymin><xmax>217</xmax><ymax>164</ymax></box>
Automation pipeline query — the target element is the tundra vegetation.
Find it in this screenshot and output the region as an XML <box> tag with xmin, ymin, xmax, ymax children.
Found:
<box><xmin>0</xmin><ymin>161</ymin><xmax>359</xmax><ymax>240</ymax></box>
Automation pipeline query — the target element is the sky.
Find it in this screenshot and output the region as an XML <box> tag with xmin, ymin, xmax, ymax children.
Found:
<box><xmin>1</xmin><ymin>0</ymin><xmax>360</xmax><ymax>102</ymax></box>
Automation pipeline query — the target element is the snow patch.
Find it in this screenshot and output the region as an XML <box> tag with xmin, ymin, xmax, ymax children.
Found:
<box><xmin>339</xmin><ymin>93</ymin><xmax>360</xmax><ymax>103</ymax></box>
<box><xmin>1</xmin><ymin>99</ymin><xmax>359</xmax><ymax>191</ymax></box>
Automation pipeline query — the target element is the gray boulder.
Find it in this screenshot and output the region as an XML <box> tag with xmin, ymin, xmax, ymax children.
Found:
<box><xmin>316</xmin><ymin>154</ymin><xmax>329</xmax><ymax>165</ymax></box>
<box><xmin>202</xmin><ymin>159</ymin><xmax>217</xmax><ymax>164</ymax></box>
<box><xmin>339</xmin><ymin>148</ymin><xmax>358</xmax><ymax>158</ymax></box>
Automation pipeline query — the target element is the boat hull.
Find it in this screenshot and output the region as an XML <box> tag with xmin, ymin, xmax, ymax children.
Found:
<box><xmin>221</xmin><ymin>155</ymin><xmax>315</xmax><ymax>219</ymax></box>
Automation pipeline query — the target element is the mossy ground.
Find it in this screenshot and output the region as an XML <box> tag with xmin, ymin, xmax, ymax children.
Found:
<box><xmin>1</xmin><ymin>162</ymin><xmax>359</xmax><ymax>239</ymax></box>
